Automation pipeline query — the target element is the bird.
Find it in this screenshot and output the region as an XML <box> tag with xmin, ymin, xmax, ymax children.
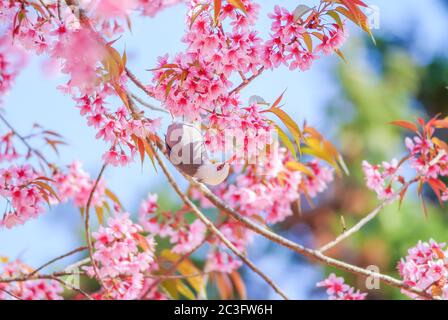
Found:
<box><xmin>165</xmin><ymin>122</ymin><xmax>230</xmax><ymax>186</ymax></box>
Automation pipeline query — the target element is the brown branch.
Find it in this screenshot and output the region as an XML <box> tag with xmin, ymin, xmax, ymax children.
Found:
<box><xmin>0</xmin><ymin>288</ymin><xmax>23</xmax><ymax>300</ymax></box>
<box><xmin>141</xmin><ymin>219</ymin><xmax>228</xmax><ymax>299</ymax></box>
<box><xmin>147</xmin><ymin>272</ymin><xmax>210</xmax><ymax>280</ymax></box>
<box><xmin>319</xmin><ymin>179</ymin><xmax>418</xmax><ymax>253</ymax></box>
<box><xmin>181</xmin><ymin>176</ymin><xmax>434</xmax><ymax>300</ymax></box>
<box><xmin>128</xmin><ymin>93</ymin><xmax>169</xmax><ymax>114</ymax></box>
<box><xmin>0</xmin><ymin>271</ymin><xmax>86</xmax><ymax>284</ymax></box>
<box><xmin>0</xmin><ymin>113</ymin><xmax>52</xmax><ymax>167</ymax></box>
<box><xmin>318</xmin><ymin>198</ymin><xmax>396</xmax><ymax>254</ymax></box>
<box><xmin>48</xmin><ymin>275</ymin><xmax>94</xmax><ymax>300</ymax></box>
<box><xmin>84</xmin><ymin>164</ymin><xmax>107</xmax><ymax>285</ymax></box>
<box><xmin>126</xmin><ymin>68</ymin><xmax>155</xmax><ymax>99</ymax></box>
<box><xmin>150</xmin><ymin>144</ymin><xmax>290</xmax><ymax>300</ymax></box>
<box><xmin>38</xmin><ymin>0</ymin><xmax>55</xmax><ymax>18</ymax></box>
<box><xmin>123</xmin><ymin>90</ymin><xmax>433</xmax><ymax>300</ymax></box>
<box><xmin>229</xmin><ymin>66</ymin><xmax>265</xmax><ymax>95</ymax></box>
<box><xmin>56</xmin><ymin>1</ymin><xmax>431</xmax><ymax>299</ymax></box>
<box><xmin>27</xmin><ymin>246</ymin><xmax>88</xmax><ymax>278</ymax></box>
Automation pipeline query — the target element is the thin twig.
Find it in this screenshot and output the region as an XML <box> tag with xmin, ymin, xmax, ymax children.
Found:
<box><xmin>124</xmin><ymin>90</ymin><xmax>433</xmax><ymax>300</ymax></box>
<box><xmin>0</xmin><ymin>288</ymin><xmax>23</xmax><ymax>300</ymax></box>
<box><xmin>186</xmin><ymin>178</ymin><xmax>434</xmax><ymax>300</ymax></box>
<box><xmin>318</xmin><ymin>198</ymin><xmax>397</xmax><ymax>253</ymax></box>
<box><xmin>129</xmin><ymin>93</ymin><xmax>169</xmax><ymax>114</ymax></box>
<box><xmin>0</xmin><ymin>113</ymin><xmax>51</xmax><ymax>167</ymax></box>
<box><xmin>0</xmin><ymin>271</ymin><xmax>87</xmax><ymax>284</ymax></box>
<box><xmin>319</xmin><ymin>179</ymin><xmax>418</xmax><ymax>253</ymax></box>
<box><xmin>38</xmin><ymin>0</ymin><xmax>55</xmax><ymax>18</ymax></box>
<box><xmin>49</xmin><ymin>276</ymin><xmax>94</xmax><ymax>300</ymax></box>
<box><xmin>147</xmin><ymin>272</ymin><xmax>209</xmax><ymax>280</ymax></box>
<box><xmin>229</xmin><ymin>67</ymin><xmax>265</xmax><ymax>95</ymax></box>
<box><xmin>141</xmin><ymin>222</ymin><xmax>223</xmax><ymax>298</ymax></box>
<box><xmin>84</xmin><ymin>164</ymin><xmax>107</xmax><ymax>285</ymax></box>
<box><xmin>126</xmin><ymin>68</ymin><xmax>155</xmax><ymax>99</ymax></box>
<box><xmin>150</xmin><ymin>144</ymin><xmax>290</xmax><ymax>300</ymax></box>
<box><xmin>27</xmin><ymin>246</ymin><xmax>88</xmax><ymax>278</ymax></box>
<box><xmin>58</xmin><ymin>0</ymin><xmax>433</xmax><ymax>299</ymax></box>
<box><xmin>64</xmin><ymin>257</ymin><xmax>90</xmax><ymax>272</ymax></box>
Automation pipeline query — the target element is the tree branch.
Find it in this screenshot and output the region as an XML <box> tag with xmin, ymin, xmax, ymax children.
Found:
<box><xmin>178</xmin><ymin>174</ymin><xmax>434</xmax><ymax>300</ymax></box>
<box><xmin>319</xmin><ymin>180</ymin><xmax>418</xmax><ymax>253</ymax></box>
<box><xmin>84</xmin><ymin>164</ymin><xmax>107</xmax><ymax>285</ymax></box>
<box><xmin>27</xmin><ymin>246</ymin><xmax>88</xmax><ymax>278</ymax></box>
<box><xmin>142</xmin><ymin>229</ymin><xmax>208</xmax><ymax>298</ymax></box>
<box><xmin>229</xmin><ymin>67</ymin><xmax>265</xmax><ymax>95</ymax></box>
<box><xmin>49</xmin><ymin>275</ymin><xmax>94</xmax><ymax>300</ymax></box>
<box><xmin>0</xmin><ymin>113</ymin><xmax>52</xmax><ymax>167</ymax></box>
<box><xmin>122</xmin><ymin>88</ymin><xmax>433</xmax><ymax>300</ymax></box>
<box><xmin>0</xmin><ymin>271</ymin><xmax>86</xmax><ymax>284</ymax></box>
<box><xmin>0</xmin><ymin>288</ymin><xmax>23</xmax><ymax>300</ymax></box>
<box><xmin>57</xmin><ymin>1</ymin><xmax>433</xmax><ymax>299</ymax></box>
<box><xmin>129</xmin><ymin>93</ymin><xmax>169</xmax><ymax>114</ymax></box>
<box><xmin>150</xmin><ymin>144</ymin><xmax>290</xmax><ymax>300</ymax></box>
<box><xmin>126</xmin><ymin>68</ymin><xmax>155</xmax><ymax>99</ymax></box>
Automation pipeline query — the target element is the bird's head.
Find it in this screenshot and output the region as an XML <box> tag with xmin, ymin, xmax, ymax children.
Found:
<box><xmin>195</xmin><ymin>161</ymin><xmax>230</xmax><ymax>186</ymax></box>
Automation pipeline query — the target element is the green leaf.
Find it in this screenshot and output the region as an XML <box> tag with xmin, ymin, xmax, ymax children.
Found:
<box><xmin>268</xmin><ymin>108</ymin><xmax>302</xmax><ymax>154</ymax></box>
<box><xmin>275</xmin><ymin>125</ymin><xmax>297</xmax><ymax>160</ymax></box>
<box><xmin>95</xmin><ymin>206</ymin><xmax>104</xmax><ymax>225</ymax></box>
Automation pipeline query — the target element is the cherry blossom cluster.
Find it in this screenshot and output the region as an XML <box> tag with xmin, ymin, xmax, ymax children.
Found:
<box><xmin>0</xmin><ymin>160</ymin><xmax>109</xmax><ymax>229</ymax></box>
<box><xmin>80</xmin><ymin>0</ymin><xmax>185</xmax><ymax>19</ymax></box>
<box><xmin>398</xmin><ymin>239</ymin><xmax>448</xmax><ymax>300</ymax></box>
<box><xmin>0</xmin><ymin>35</ymin><xmax>26</xmax><ymax>103</ymax></box>
<box><xmin>0</xmin><ymin>164</ymin><xmax>47</xmax><ymax>228</ymax></box>
<box><xmin>1</xmin><ymin>2</ymin><xmax>102</xmax><ymax>94</ymax></box>
<box><xmin>53</xmin><ymin>161</ymin><xmax>107</xmax><ymax>208</ymax></box>
<box><xmin>264</xmin><ymin>5</ymin><xmax>347</xmax><ymax>71</ymax></box>
<box><xmin>150</xmin><ymin>6</ymin><xmax>262</xmax><ymax>122</ymax></box>
<box><xmin>2</xmin><ymin>0</ymin><xmax>171</xmax><ymax>95</ymax></box>
<box><xmin>317</xmin><ymin>273</ymin><xmax>367</xmax><ymax>300</ymax></box>
<box><xmin>363</xmin><ymin>117</ymin><xmax>448</xmax><ymax>203</ymax></box>
<box><xmin>73</xmin><ymin>89</ymin><xmax>161</xmax><ymax>167</ymax></box>
<box><xmin>138</xmin><ymin>193</ymin><xmax>207</xmax><ymax>254</ymax></box>
<box><xmin>209</xmin><ymin>149</ymin><xmax>334</xmax><ymax>224</ymax></box>
<box><xmin>0</xmin><ymin>131</ymin><xmax>19</xmax><ymax>162</ymax></box>
<box><xmin>0</xmin><ymin>260</ymin><xmax>63</xmax><ymax>300</ymax></box>
<box><xmin>204</xmin><ymin>98</ymin><xmax>275</xmax><ymax>162</ymax></box>
<box><xmin>362</xmin><ymin>159</ymin><xmax>400</xmax><ymax>201</ymax></box>
<box><xmin>190</xmin><ymin>149</ymin><xmax>333</xmax><ymax>273</ymax></box>
<box><xmin>151</xmin><ymin>1</ymin><xmax>349</xmax><ymax>123</ymax></box>
<box><xmin>85</xmin><ymin>212</ymin><xmax>156</xmax><ymax>300</ymax></box>
<box><xmin>149</xmin><ymin>0</ymin><xmax>353</xmax><ymax>175</ymax></box>
<box><xmin>138</xmin><ymin>192</ymin><xmax>246</xmax><ymax>274</ymax></box>
<box><xmin>136</xmin><ymin>0</ymin><xmax>185</xmax><ymax>17</ymax></box>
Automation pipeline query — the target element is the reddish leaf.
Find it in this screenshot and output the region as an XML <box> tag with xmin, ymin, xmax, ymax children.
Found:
<box><xmin>228</xmin><ymin>0</ymin><xmax>247</xmax><ymax>15</ymax></box>
<box><xmin>214</xmin><ymin>0</ymin><xmax>222</xmax><ymax>25</ymax></box>
<box><xmin>390</xmin><ymin>120</ymin><xmax>419</xmax><ymax>133</ymax></box>
<box><xmin>230</xmin><ymin>271</ymin><xmax>246</xmax><ymax>300</ymax></box>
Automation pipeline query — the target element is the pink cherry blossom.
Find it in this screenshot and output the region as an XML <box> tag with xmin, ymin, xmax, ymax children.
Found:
<box><xmin>398</xmin><ymin>240</ymin><xmax>448</xmax><ymax>300</ymax></box>
<box><xmin>317</xmin><ymin>273</ymin><xmax>367</xmax><ymax>300</ymax></box>
<box><xmin>138</xmin><ymin>194</ymin><xmax>207</xmax><ymax>255</ymax></box>
<box><xmin>0</xmin><ymin>260</ymin><xmax>64</xmax><ymax>300</ymax></box>
<box><xmin>85</xmin><ymin>212</ymin><xmax>155</xmax><ymax>300</ymax></box>
<box><xmin>362</xmin><ymin>159</ymin><xmax>400</xmax><ymax>201</ymax></box>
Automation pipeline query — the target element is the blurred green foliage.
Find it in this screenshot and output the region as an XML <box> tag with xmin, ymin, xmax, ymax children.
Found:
<box><xmin>325</xmin><ymin>37</ymin><xmax>448</xmax><ymax>299</ymax></box>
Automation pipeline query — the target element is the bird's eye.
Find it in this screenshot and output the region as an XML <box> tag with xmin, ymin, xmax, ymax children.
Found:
<box><xmin>217</xmin><ymin>164</ymin><xmax>224</xmax><ymax>171</ymax></box>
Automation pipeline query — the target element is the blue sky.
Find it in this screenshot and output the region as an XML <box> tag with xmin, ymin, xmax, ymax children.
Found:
<box><xmin>1</xmin><ymin>0</ymin><xmax>447</xmax><ymax>299</ymax></box>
